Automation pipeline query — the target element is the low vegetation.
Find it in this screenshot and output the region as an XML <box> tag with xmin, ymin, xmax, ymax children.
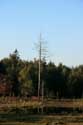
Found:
<box><xmin>0</xmin><ymin>98</ymin><xmax>83</xmax><ymax>124</ymax></box>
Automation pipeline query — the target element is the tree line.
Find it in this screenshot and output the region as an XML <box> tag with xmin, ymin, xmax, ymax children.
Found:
<box><xmin>0</xmin><ymin>49</ymin><xmax>83</xmax><ymax>98</ymax></box>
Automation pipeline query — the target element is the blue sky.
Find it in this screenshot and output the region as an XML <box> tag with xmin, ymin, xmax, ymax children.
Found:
<box><xmin>0</xmin><ymin>0</ymin><xmax>83</xmax><ymax>66</ymax></box>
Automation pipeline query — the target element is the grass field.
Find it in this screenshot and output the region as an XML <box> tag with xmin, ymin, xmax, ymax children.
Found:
<box><xmin>0</xmin><ymin>97</ymin><xmax>83</xmax><ymax>109</ymax></box>
<box><xmin>0</xmin><ymin>114</ymin><xmax>83</xmax><ymax>125</ymax></box>
<box><xmin>0</xmin><ymin>98</ymin><xmax>83</xmax><ymax>125</ymax></box>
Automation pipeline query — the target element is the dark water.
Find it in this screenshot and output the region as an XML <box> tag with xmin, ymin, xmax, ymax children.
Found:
<box><xmin>22</xmin><ymin>106</ymin><xmax>83</xmax><ymax>115</ymax></box>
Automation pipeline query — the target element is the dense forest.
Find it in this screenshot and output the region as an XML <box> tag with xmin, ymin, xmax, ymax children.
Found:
<box><xmin>0</xmin><ymin>49</ymin><xmax>83</xmax><ymax>99</ymax></box>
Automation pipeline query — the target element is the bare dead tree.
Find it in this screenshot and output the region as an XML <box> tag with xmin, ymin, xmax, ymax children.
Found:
<box><xmin>35</xmin><ymin>34</ymin><xmax>48</xmax><ymax>113</ymax></box>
